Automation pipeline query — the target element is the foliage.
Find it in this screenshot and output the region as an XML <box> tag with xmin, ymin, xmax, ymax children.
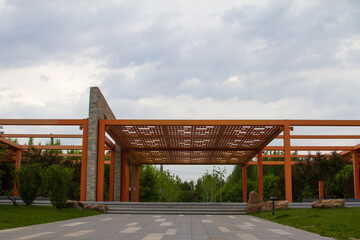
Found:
<box><xmin>43</xmin><ymin>165</ymin><xmax>74</xmax><ymax>209</ymax></box>
<box><xmin>252</xmin><ymin>208</ymin><xmax>360</xmax><ymax>240</ymax></box>
<box><xmin>263</xmin><ymin>174</ymin><xmax>282</xmax><ymax>201</ymax></box>
<box><xmin>159</xmin><ymin>171</ymin><xmax>181</xmax><ymax>202</ymax></box>
<box><xmin>15</xmin><ymin>164</ymin><xmax>43</xmax><ymax>205</ymax></box>
<box><xmin>335</xmin><ymin>165</ymin><xmax>354</xmax><ymax>198</ymax></box>
<box><xmin>22</xmin><ymin>138</ymin><xmax>62</xmax><ymax>168</ymax></box>
<box><xmin>139</xmin><ymin>165</ymin><xmax>161</xmax><ymax>202</ymax></box>
<box><xmin>0</xmin><ymin>205</ymin><xmax>101</xmax><ymax>230</ymax></box>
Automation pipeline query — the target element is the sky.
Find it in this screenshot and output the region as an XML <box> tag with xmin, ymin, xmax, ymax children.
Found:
<box><xmin>1</xmin><ymin>0</ymin><xmax>360</xmax><ymax>181</ymax></box>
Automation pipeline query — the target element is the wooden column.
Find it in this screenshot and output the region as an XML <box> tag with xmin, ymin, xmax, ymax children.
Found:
<box><xmin>135</xmin><ymin>164</ymin><xmax>140</xmax><ymax>202</ymax></box>
<box><xmin>96</xmin><ymin>120</ymin><xmax>105</xmax><ymax>201</ymax></box>
<box><xmin>242</xmin><ymin>165</ymin><xmax>247</xmax><ymax>202</ymax></box>
<box><xmin>80</xmin><ymin>119</ymin><xmax>88</xmax><ymax>201</ymax></box>
<box><xmin>353</xmin><ymin>151</ymin><xmax>360</xmax><ymax>199</ymax></box>
<box><xmin>13</xmin><ymin>149</ymin><xmax>22</xmax><ymax>197</ymax></box>
<box><xmin>258</xmin><ymin>150</ymin><xmax>263</xmax><ymax>199</ymax></box>
<box><xmin>121</xmin><ymin>151</ymin><xmax>130</xmax><ymax>202</ymax></box>
<box><xmin>319</xmin><ymin>181</ymin><xmax>324</xmax><ymax>199</ymax></box>
<box><xmin>109</xmin><ymin>149</ymin><xmax>115</xmax><ymax>202</ymax></box>
<box><xmin>284</xmin><ymin>123</ymin><xmax>293</xmax><ymax>202</ymax></box>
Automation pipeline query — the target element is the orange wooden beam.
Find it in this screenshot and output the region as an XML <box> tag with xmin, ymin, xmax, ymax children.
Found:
<box><xmin>0</xmin><ymin>137</ymin><xmax>23</xmax><ymax>149</ymax></box>
<box><xmin>258</xmin><ymin>150</ymin><xmax>263</xmax><ymax>199</ymax></box>
<box><xmin>264</xmin><ymin>146</ymin><xmax>355</xmax><ymax>151</ymax></box>
<box><xmin>284</xmin><ymin>123</ymin><xmax>293</xmax><ymax>202</ymax></box>
<box><xmin>0</xmin><ymin>119</ymin><xmax>85</xmax><ymax>125</ymax></box>
<box><xmin>80</xmin><ymin>119</ymin><xmax>88</xmax><ymax>201</ymax></box>
<box><xmin>353</xmin><ymin>151</ymin><xmax>360</xmax><ymax>199</ymax></box>
<box><xmin>105</xmin><ymin>137</ymin><xmax>115</xmax><ymax>151</ymax></box>
<box><xmin>276</xmin><ymin>135</ymin><xmax>360</xmax><ymax>139</ymax></box>
<box><xmin>288</xmin><ymin>120</ymin><xmax>360</xmax><ymax>126</ymax></box>
<box><xmin>2</xmin><ymin>134</ymin><xmax>82</xmax><ymax>138</ymax></box>
<box><xmin>248</xmin><ymin>161</ymin><xmax>296</xmax><ymax>165</ymax></box>
<box><xmin>319</xmin><ymin>181</ymin><xmax>324</xmax><ymax>199</ymax></box>
<box><xmin>242</xmin><ymin>165</ymin><xmax>247</xmax><ymax>203</ymax></box>
<box><xmin>96</xmin><ymin>120</ymin><xmax>105</xmax><ymax>201</ymax></box>
<box><xmin>13</xmin><ymin>150</ymin><xmax>22</xmax><ymax>197</ymax></box>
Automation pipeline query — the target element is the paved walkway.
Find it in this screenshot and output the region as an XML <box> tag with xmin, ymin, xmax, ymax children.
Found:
<box><xmin>0</xmin><ymin>214</ymin><xmax>333</xmax><ymax>240</ymax></box>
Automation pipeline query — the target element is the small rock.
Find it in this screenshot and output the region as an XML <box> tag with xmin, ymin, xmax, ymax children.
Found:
<box><xmin>261</xmin><ymin>200</ymin><xmax>288</xmax><ymax>212</ymax></box>
<box><xmin>311</xmin><ymin>199</ymin><xmax>345</xmax><ymax>208</ymax></box>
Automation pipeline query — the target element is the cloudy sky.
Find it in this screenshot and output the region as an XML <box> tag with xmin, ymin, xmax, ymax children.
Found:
<box><xmin>1</xmin><ymin>0</ymin><xmax>360</xmax><ymax>181</ymax></box>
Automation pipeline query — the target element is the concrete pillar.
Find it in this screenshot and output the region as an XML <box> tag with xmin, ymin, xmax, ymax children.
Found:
<box><xmin>86</xmin><ymin>87</ymin><xmax>116</xmax><ymax>201</ymax></box>
<box><xmin>131</xmin><ymin>163</ymin><xmax>136</xmax><ymax>202</ymax></box>
<box><xmin>114</xmin><ymin>144</ymin><xmax>122</xmax><ymax>201</ymax></box>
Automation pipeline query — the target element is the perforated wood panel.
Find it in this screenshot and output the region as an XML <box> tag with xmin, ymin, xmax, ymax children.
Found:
<box><xmin>107</xmin><ymin>124</ymin><xmax>281</xmax><ymax>164</ymax></box>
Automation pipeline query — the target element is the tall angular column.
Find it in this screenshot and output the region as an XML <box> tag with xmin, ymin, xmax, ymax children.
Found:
<box><xmin>353</xmin><ymin>150</ymin><xmax>360</xmax><ymax>199</ymax></box>
<box><xmin>242</xmin><ymin>165</ymin><xmax>247</xmax><ymax>202</ymax></box>
<box><xmin>121</xmin><ymin>151</ymin><xmax>130</xmax><ymax>201</ymax></box>
<box><xmin>258</xmin><ymin>150</ymin><xmax>263</xmax><ymax>199</ymax></box>
<box><xmin>131</xmin><ymin>163</ymin><xmax>136</xmax><ymax>202</ymax></box>
<box><xmin>13</xmin><ymin>150</ymin><xmax>21</xmax><ymax>197</ymax></box>
<box><xmin>109</xmin><ymin>150</ymin><xmax>115</xmax><ymax>201</ymax></box>
<box><xmin>87</xmin><ymin>87</ymin><xmax>116</xmax><ymax>201</ymax></box>
<box><xmin>284</xmin><ymin>123</ymin><xmax>293</xmax><ymax>202</ymax></box>
<box><xmin>135</xmin><ymin>164</ymin><xmax>140</xmax><ymax>202</ymax></box>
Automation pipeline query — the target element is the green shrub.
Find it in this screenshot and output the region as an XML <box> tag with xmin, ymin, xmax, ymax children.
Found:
<box><xmin>43</xmin><ymin>165</ymin><xmax>74</xmax><ymax>209</ymax></box>
<box><xmin>16</xmin><ymin>164</ymin><xmax>43</xmax><ymax>205</ymax></box>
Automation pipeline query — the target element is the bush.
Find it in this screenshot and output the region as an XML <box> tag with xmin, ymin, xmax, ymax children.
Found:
<box><xmin>16</xmin><ymin>164</ymin><xmax>43</xmax><ymax>205</ymax></box>
<box><xmin>43</xmin><ymin>165</ymin><xmax>74</xmax><ymax>209</ymax></box>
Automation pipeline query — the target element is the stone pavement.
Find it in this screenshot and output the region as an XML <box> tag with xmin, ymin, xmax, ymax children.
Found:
<box><xmin>0</xmin><ymin>214</ymin><xmax>334</xmax><ymax>240</ymax></box>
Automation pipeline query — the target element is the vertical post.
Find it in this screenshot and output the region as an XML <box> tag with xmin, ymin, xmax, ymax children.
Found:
<box><xmin>284</xmin><ymin>123</ymin><xmax>293</xmax><ymax>202</ymax></box>
<box><xmin>109</xmin><ymin>149</ymin><xmax>115</xmax><ymax>202</ymax></box>
<box><xmin>96</xmin><ymin>120</ymin><xmax>105</xmax><ymax>201</ymax></box>
<box><xmin>13</xmin><ymin>150</ymin><xmax>22</xmax><ymax>197</ymax></box>
<box><xmin>80</xmin><ymin>119</ymin><xmax>88</xmax><ymax>201</ymax></box>
<box><xmin>319</xmin><ymin>181</ymin><xmax>324</xmax><ymax>199</ymax></box>
<box><xmin>353</xmin><ymin>150</ymin><xmax>360</xmax><ymax>199</ymax></box>
<box><xmin>242</xmin><ymin>165</ymin><xmax>247</xmax><ymax>202</ymax></box>
<box><xmin>135</xmin><ymin>164</ymin><xmax>140</xmax><ymax>202</ymax></box>
<box><xmin>121</xmin><ymin>151</ymin><xmax>130</xmax><ymax>201</ymax></box>
<box><xmin>258</xmin><ymin>150</ymin><xmax>263</xmax><ymax>199</ymax></box>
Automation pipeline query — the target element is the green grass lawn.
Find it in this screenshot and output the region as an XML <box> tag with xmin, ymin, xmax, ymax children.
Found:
<box><xmin>0</xmin><ymin>205</ymin><xmax>102</xmax><ymax>230</ymax></box>
<box><xmin>252</xmin><ymin>207</ymin><xmax>360</xmax><ymax>240</ymax></box>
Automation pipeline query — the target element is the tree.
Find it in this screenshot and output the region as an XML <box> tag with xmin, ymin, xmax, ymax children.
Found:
<box><xmin>43</xmin><ymin>165</ymin><xmax>74</xmax><ymax>209</ymax></box>
<box><xmin>16</xmin><ymin>164</ymin><xmax>43</xmax><ymax>205</ymax></box>
<box><xmin>139</xmin><ymin>165</ymin><xmax>161</xmax><ymax>202</ymax></box>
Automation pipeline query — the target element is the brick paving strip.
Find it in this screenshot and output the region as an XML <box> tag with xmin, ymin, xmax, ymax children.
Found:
<box><xmin>0</xmin><ymin>214</ymin><xmax>334</xmax><ymax>240</ymax></box>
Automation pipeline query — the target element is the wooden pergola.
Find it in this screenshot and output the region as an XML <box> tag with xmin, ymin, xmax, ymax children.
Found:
<box><xmin>0</xmin><ymin>88</ymin><xmax>359</xmax><ymax>203</ymax></box>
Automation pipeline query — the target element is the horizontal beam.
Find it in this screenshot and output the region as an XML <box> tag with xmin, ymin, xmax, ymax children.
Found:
<box><xmin>264</xmin><ymin>146</ymin><xmax>355</xmax><ymax>151</ymax></box>
<box><xmin>0</xmin><ymin>119</ymin><xmax>85</xmax><ymax>126</ymax></box>
<box><xmin>20</xmin><ymin>145</ymin><xmax>111</xmax><ymax>150</ymax></box>
<box><xmin>263</xmin><ymin>155</ymin><xmax>311</xmax><ymax>158</ymax></box>
<box><xmin>127</xmin><ymin>147</ymin><xmax>257</xmax><ymax>151</ymax></box>
<box><xmin>276</xmin><ymin>135</ymin><xmax>360</xmax><ymax>139</ymax></box>
<box><xmin>103</xmin><ymin>119</ymin><xmax>360</xmax><ymax>126</ymax></box>
<box><xmin>248</xmin><ymin>161</ymin><xmax>297</xmax><ymax>165</ymax></box>
<box><xmin>2</xmin><ymin>134</ymin><xmax>83</xmax><ymax>138</ymax></box>
<box><xmin>104</xmin><ymin>119</ymin><xmax>285</xmax><ymax>126</ymax></box>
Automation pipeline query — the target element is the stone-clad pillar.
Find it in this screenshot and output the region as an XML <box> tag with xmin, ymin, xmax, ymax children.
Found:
<box><xmin>131</xmin><ymin>163</ymin><xmax>136</xmax><ymax>202</ymax></box>
<box><xmin>86</xmin><ymin>87</ymin><xmax>116</xmax><ymax>201</ymax></box>
<box><xmin>114</xmin><ymin>144</ymin><xmax>122</xmax><ymax>201</ymax></box>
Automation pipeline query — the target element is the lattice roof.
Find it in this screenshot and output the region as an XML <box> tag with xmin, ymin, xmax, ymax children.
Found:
<box><xmin>106</xmin><ymin>121</ymin><xmax>282</xmax><ymax>164</ymax></box>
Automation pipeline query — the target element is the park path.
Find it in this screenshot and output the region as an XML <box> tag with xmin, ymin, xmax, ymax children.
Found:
<box><xmin>0</xmin><ymin>214</ymin><xmax>334</xmax><ymax>240</ymax></box>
